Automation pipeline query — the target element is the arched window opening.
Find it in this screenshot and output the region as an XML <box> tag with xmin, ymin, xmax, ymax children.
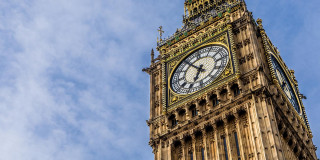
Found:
<box><xmin>199</xmin><ymin>99</ymin><xmax>206</xmax><ymax>106</ymax></box>
<box><xmin>238</xmin><ymin>109</ymin><xmax>246</xmax><ymax>117</ymax></box>
<box><xmin>210</xmin><ymin>94</ymin><xmax>219</xmax><ymax>107</ymax></box>
<box><xmin>293</xmin><ymin>146</ymin><xmax>298</xmax><ymax>153</ymax></box>
<box><xmin>288</xmin><ymin>139</ymin><xmax>293</xmax><ymax>146</ymax></box>
<box><xmin>227</xmin><ymin>115</ymin><xmax>235</xmax><ymax>122</ymax></box>
<box><xmin>216</xmin><ymin>119</ymin><xmax>224</xmax><ymax>128</ymax></box>
<box><xmin>283</xmin><ymin>131</ymin><xmax>288</xmax><ymax>139</ymax></box>
<box><xmin>179</xmin><ymin>109</ymin><xmax>186</xmax><ymax>122</ymax></box>
<box><xmin>199</xmin><ymin>99</ymin><xmax>206</xmax><ymax>114</ymax></box>
<box><xmin>231</xmin><ymin>84</ymin><xmax>240</xmax><ymax>97</ymax></box>
<box><xmin>220</xmin><ymin>89</ymin><xmax>228</xmax><ymax>101</ymax></box>
<box><xmin>278</xmin><ymin>123</ymin><xmax>283</xmax><ymax>131</ymax></box>
<box><xmin>169</xmin><ymin>114</ymin><xmax>177</xmax><ymax>128</ymax></box>
<box><xmin>205</xmin><ymin>125</ymin><xmax>214</xmax><ymax>132</ymax></box>
<box><xmin>189</xmin><ymin>104</ymin><xmax>198</xmax><ymax>118</ymax></box>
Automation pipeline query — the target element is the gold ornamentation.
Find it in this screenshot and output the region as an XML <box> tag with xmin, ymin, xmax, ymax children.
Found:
<box><xmin>225</xmin><ymin>69</ymin><xmax>231</xmax><ymax>76</ymax></box>
<box><xmin>172</xmin><ymin>96</ymin><xmax>178</xmax><ymax>102</ymax></box>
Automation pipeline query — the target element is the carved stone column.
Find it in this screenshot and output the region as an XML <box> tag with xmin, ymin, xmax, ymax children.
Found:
<box><xmin>213</xmin><ymin>122</ymin><xmax>220</xmax><ymax>160</ymax></box>
<box><xmin>168</xmin><ymin>140</ymin><xmax>172</xmax><ymax>160</ymax></box>
<box><xmin>237</xmin><ymin>79</ymin><xmax>243</xmax><ymax>92</ymax></box>
<box><xmin>224</xmin><ymin>117</ymin><xmax>233</xmax><ymax>160</ymax></box>
<box><xmin>227</xmin><ymin>84</ymin><xmax>232</xmax><ymax>101</ymax></box>
<box><xmin>235</xmin><ymin>112</ymin><xmax>245</xmax><ymax>160</ymax></box>
<box><xmin>196</xmin><ymin>100</ymin><xmax>201</xmax><ymax>116</ymax></box>
<box><xmin>191</xmin><ymin>134</ymin><xmax>196</xmax><ymax>160</ymax></box>
<box><xmin>249</xmin><ymin>76</ymin><xmax>253</xmax><ymax>91</ymax></box>
<box><xmin>202</xmin><ymin>129</ymin><xmax>209</xmax><ymax>160</ymax></box>
<box><xmin>185</xmin><ymin>105</ymin><xmax>190</xmax><ymax>121</ymax></box>
<box><xmin>206</xmin><ymin>93</ymin><xmax>212</xmax><ymax>113</ymax></box>
<box><xmin>181</xmin><ymin>138</ymin><xmax>186</xmax><ymax>160</ymax></box>
<box><xmin>215</xmin><ymin>90</ymin><xmax>221</xmax><ymax>108</ymax></box>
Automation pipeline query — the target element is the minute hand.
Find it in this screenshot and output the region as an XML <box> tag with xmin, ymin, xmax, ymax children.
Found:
<box><xmin>185</xmin><ymin>61</ymin><xmax>200</xmax><ymax>69</ymax></box>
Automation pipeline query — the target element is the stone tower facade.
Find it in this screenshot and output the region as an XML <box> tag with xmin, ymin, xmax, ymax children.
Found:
<box><xmin>143</xmin><ymin>0</ymin><xmax>318</xmax><ymax>159</ymax></box>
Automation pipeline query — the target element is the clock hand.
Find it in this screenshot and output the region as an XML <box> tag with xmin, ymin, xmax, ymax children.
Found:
<box><xmin>194</xmin><ymin>65</ymin><xmax>205</xmax><ymax>82</ymax></box>
<box><xmin>185</xmin><ymin>61</ymin><xmax>200</xmax><ymax>70</ymax></box>
<box><xmin>194</xmin><ymin>71</ymin><xmax>201</xmax><ymax>82</ymax></box>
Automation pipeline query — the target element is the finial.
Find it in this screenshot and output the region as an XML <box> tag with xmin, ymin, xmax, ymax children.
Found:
<box><xmin>225</xmin><ymin>12</ymin><xmax>231</xmax><ymax>24</ymax></box>
<box><xmin>157</xmin><ymin>26</ymin><xmax>164</xmax><ymax>42</ymax></box>
<box><xmin>257</xmin><ymin>18</ymin><xmax>263</xmax><ymax>29</ymax></box>
<box><xmin>151</xmin><ymin>49</ymin><xmax>155</xmax><ymax>64</ymax></box>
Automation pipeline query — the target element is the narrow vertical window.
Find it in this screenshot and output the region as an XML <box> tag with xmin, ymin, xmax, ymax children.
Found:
<box><xmin>211</xmin><ymin>95</ymin><xmax>219</xmax><ymax>107</ymax></box>
<box><xmin>231</xmin><ymin>84</ymin><xmax>240</xmax><ymax>97</ymax></box>
<box><xmin>172</xmin><ymin>118</ymin><xmax>177</xmax><ymax>127</ymax></box>
<box><xmin>201</xmin><ymin>148</ymin><xmax>205</xmax><ymax>160</ymax></box>
<box><xmin>213</xmin><ymin>97</ymin><xmax>219</xmax><ymax>106</ymax></box>
<box><xmin>223</xmin><ymin>137</ymin><xmax>228</xmax><ymax>160</ymax></box>
<box><xmin>191</xmin><ymin>107</ymin><xmax>198</xmax><ymax>117</ymax></box>
<box><xmin>234</xmin><ymin>132</ymin><xmax>241</xmax><ymax>160</ymax></box>
<box><xmin>190</xmin><ymin>152</ymin><xmax>193</xmax><ymax>160</ymax></box>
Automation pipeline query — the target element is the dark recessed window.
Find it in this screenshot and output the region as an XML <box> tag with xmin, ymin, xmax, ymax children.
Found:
<box><xmin>201</xmin><ymin>148</ymin><xmax>205</xmax><ymax>160</ymax></box>
<box><xmin>234</xmin><ymin>132</ymin><xmax>241</xmax><ymax>160</ymax></box>
<box><xmin>190</xmin><ymin>105</ymin><xmax>198</xmax><ymax>117</ymax></box>
<box><xmin>223</xmin><ymin>137</ymin><xmax>229</xmax><ymax>160</ymax></box>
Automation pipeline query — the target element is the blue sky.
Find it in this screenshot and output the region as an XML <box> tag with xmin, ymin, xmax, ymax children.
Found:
<box><xmin>0</xmin><ymin>0</ymin><xmax>318</xmax><ymax>159</ymax></box>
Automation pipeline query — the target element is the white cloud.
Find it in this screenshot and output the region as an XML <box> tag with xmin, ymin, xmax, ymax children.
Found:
<box><xmin>0</xmin><ymin>0</ymin><xmax>166</xmax><ymax>159</ymax></box>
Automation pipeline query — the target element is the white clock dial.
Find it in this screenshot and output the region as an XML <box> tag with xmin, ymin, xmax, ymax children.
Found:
<box><xmin>170</xmin><ymin>45</ymin><xmax>229</xmax><ymax>94</ymax></box>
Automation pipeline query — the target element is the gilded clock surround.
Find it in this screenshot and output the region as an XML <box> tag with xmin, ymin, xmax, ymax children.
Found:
<box><xmin>164</xmin><ymin>31</ymin><xmax>239</xmax><ymax>112</ymax></box>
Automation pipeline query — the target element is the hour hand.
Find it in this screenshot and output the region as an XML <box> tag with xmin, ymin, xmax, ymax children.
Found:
<box><xmin>193</xmin><ymin>65</ymin><xmax>204</xmax><ymax>82</ymax></box>
<box><xmin>194</xmin><ymin>71</ymin><xmax>201</xmax><ymax>82</ymax></box>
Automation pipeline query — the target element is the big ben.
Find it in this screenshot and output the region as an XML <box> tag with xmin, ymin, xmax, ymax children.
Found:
<box><xmin>143</xmin><ymin>0</ymin><xmax>318</xmax><ymax>159</ymax></box>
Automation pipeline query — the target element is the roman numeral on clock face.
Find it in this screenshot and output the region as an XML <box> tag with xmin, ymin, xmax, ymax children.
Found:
<box><xmin>200</xmin><ymin>81</ymin><xmax>204</xmax><ymax>87</ymax></box>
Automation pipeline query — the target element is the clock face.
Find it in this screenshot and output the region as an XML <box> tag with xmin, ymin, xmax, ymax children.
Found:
<box><xmin>170</xmin><ymin>45</ymin><xmax>229</xmax><ymax>94</ymax></box>
<box><xmin>271</xmin><ymin>55</ymin><xmax>301</xmax><ymax>114</ymax></box>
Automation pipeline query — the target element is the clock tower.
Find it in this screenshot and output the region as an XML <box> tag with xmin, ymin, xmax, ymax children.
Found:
<box><xmin>143</xmin><ymin>0</ymin><xmax>318</xmax><ymax>159</ymax></box>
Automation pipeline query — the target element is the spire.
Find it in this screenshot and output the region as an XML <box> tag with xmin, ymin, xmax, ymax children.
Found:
<box><xmin>151</xmin><ymin>49</ymin><xmax>155</xmax><ymax>64</ymax></box>
<box><xmin>257</xmin><ymin>18</ymin><xmax>263</xmax><ymax>30</ymax></box>
<box><xmin>157</xmin><ymin>26</ymin><xmax>164</xmax><ymax>43</ymax></box>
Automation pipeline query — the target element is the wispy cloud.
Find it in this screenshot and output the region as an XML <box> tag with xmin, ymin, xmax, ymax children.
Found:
<box><xmin>0</xmin><ymin>0</ymin><xmax>173</xmax><ymax>159</ymax></box>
